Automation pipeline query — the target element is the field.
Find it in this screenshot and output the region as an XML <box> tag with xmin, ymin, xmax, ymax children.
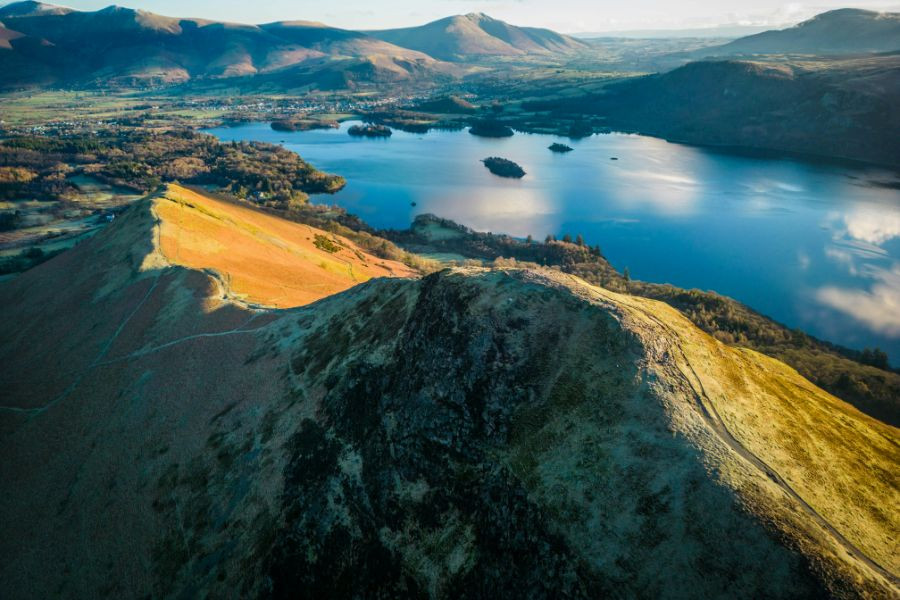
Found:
<box><xmin>0</xmin><ymin>175</ymin><xmax>141</xmax><ymax>273</ymax></box>
<box><xmin>0</xmin><ymin>90</ymin><xmax>149</xmax><ymax>126</ymax></box>
<box><xmin>0</xmin><ymin>90</ymin><xmax>311</xmax><ymax>129</ymax></box>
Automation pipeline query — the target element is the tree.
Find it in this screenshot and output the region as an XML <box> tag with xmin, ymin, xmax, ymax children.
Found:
<box><xmin>0</xmin><ymin>210</ymin><xmax>21</xmax><ymax>231</ymax></box>
<box><xmin>545</xmin><ymin>234</ymin><xmax>554</xmax><ymax>243</ymax></box>
<box><xmin>860</xmin><ymin>348</ymin><xmax>890</xmax><ymax>370</ymax></box>
<box><xmin>623</xmin><ymin>267</ymin><xmax>631</xmax><ymax>282</ymax></box>
<box><xmin>526</xmin><ymin>234</ymin><xmax>533</xmax><ymax>244</ymax></box>
<box><xmin>562</xmin><ymin>233</ymin><xmax>573</xmax><ymax>243</ymax></box>
<box><xmin>24</xmin><ymin>247</ymin><xmax>44</xmax><ymax>260</ymax></box>
<box><xmin>575</xmin><ymin>234</ymin><xmax>585</xmax><ymax>246</ymax></box>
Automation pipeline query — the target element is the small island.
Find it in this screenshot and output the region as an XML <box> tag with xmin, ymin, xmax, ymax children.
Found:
<box><xmin>568</xmin><ymin>121</ymin><xmax>594</xmax><ymax>139</ymax></box>
<box><xmin>549</xmin><ymin>143</ymin><xmax>573</xmax><ymax>153</ymax></box>
<box><xmin>469</xmin><ymin>120</ymin><xmax>514</xmax><ymax>138</ymax></box>
<box><xmin>270</xmin><ymin>119</ymin><xmax>338</xmax><ymax>132</ymax></box>
<box><xmin>348</xmin><ymin>124</ymin><xmax>393</xmax><ymax>138</ymax></box>
<box><xmin>482</xmin><ymin>157</ymin><xmax>525</xmax><ymax>178</ymax></box>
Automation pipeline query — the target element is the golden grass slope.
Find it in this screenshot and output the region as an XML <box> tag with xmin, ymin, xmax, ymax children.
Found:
<box><xmin>538</xmin><ymin>271</ymin><xmax>899</xmax><ymax>594</ymax></box>
<box><xmin>155</xmin><ymin>185</ymin><xmax>416</xmax><ymax>308</ymax></box>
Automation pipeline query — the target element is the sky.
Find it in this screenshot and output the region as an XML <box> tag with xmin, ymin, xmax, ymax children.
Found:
<box><xmin>24</xmin><ymin>0</ymin><xmax>900</xmax><ymax>32</ymax></box>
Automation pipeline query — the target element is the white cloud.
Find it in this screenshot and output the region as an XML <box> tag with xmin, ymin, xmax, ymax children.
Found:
<box><xmin>842</xmin><ymin>207</ymin><xmax>900</xmax><ymax>246</ymax></box>
<box><xmin>824</xmin><ymin>246</ymin><xmax>859</xmax><ymax>276</ymax></box>
<box><xmin>816</xmin><ymin>265</ymin><xmax>900</xmax><ymax>337</ymax></box>
<box><xmin>823</xmin><ymin>206</ymin><xmax>898</xmax><ymax>275</ymax></box>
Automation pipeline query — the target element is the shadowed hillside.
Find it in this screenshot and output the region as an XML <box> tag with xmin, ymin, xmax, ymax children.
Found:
<box><xmin>0</xmin><ymin>185</ymin><xmax>896</xmax><ymax>598</ymax></box>
<box><xmin>589</xmin><ymin>55</ymin><xmax>900</xmax><ymax>167</ymax></box>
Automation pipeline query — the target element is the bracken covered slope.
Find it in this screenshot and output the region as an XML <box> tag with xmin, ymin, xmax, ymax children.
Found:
<box><xmin>0</xmin><ymin>188</ymin><xmax>897</xmax><ymax>599</ymax></box>
<box><xmin>154</xmin><ymin>185</ymin><xmax>416</xmax><ymax>308</ymax></box>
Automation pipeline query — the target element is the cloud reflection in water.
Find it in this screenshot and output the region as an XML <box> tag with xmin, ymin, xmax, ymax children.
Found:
<box><xmin>819</xmin><ymin>206</ymin><xmax>900</xmax><ymax>338</ymax></box>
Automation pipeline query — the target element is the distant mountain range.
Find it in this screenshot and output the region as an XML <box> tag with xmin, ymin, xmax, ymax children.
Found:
<box><xmin>700</xmin><ymin>9</ymin><xmax>900</xmax><ymax>56</ymax></box>
<box><xmin>0</xmin><ymin>1</ymin><xmax>452</xmax><ymax>88</ymax></box>
<box><xmin>0</xmin><ymin>2</ymin><xmax>587</xmax><ymax>89</ymax></box>
<box><xmin>369</xmin><ymin>13</ymin><xmax>589</xmax><ymax>61</ymax></box>
<box><xmin>0</xmin><ymin>3</ymin><xmax>898</xmax><ymax>90</ymax></box>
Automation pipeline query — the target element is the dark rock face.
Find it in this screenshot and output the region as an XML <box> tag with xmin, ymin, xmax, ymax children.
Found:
<box><xmin>267</xmin><ymin>418</ymin><xmax>418</xmax><ymax>599</ymax></box>
<box><xmin>267</xmin><ymin>274</ymin><xmax>609</xmax><ymax>598</ymax></box>
<box><xmin>254</xmin><ymin>271</ymin><xmax>827</xmax><ymax>599</ymax></box>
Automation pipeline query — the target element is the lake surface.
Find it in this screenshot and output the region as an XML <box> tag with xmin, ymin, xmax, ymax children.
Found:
<box><xmin>205</xmin><ymin>121</ymin><xmax>900</xmax><ymax>362</ymax></box>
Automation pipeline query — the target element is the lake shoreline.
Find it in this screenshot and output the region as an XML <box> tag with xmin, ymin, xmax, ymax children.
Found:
<box><xmin>203</xmin><ymin>120</ymin><xmax>900</xmax><ymax>362</ymax></box>
<box><xmin>211</xmin><ymin>115</ymin><xmax>900</xmax><ymax>174</ymax></box>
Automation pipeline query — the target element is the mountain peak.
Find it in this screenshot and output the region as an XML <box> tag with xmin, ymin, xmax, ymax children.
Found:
<box><xmin>97</xmin><ymin>4</ymin><xmax>132</xmax><ymax>13</ymax></box>
<box><xmin>0</xmin><ymin>1</ymin><xmax>72</xmax><ymax>17</ymax></box>
<box><xmin>371</xmin><ymin>12</ymin><xmax>586</xmax><ymax>61</ymax></box>
<box><xmin>708</xmin><ymin>7</ymin><xmax>900</xmax><ymax>56</ymax></box>
<box><xmin>809</xmin><ymin>7</ymin><xmax>880</xmax><ymax>19</ymax></box>
<box><xmin>264</xmin><ymin>19</ymin><xmax>331</xmax><ymax>29</ymax></box>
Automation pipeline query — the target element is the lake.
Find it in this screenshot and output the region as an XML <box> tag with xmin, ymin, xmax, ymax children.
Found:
<box><xmin>204</xmin><ymin>121</ymin><xmax>900</xmax><ymax>362</ymax></box>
